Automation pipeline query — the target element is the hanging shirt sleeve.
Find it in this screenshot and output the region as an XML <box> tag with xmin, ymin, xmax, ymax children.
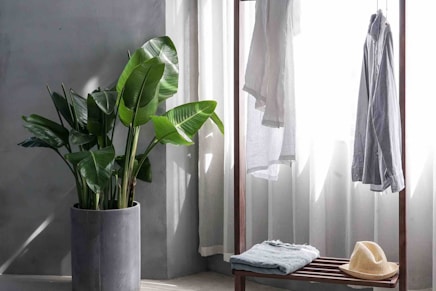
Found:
<box><xmin>370</xmin><ymin>30</ymin><xmax>404</xmax><ymax>193</ymax></box>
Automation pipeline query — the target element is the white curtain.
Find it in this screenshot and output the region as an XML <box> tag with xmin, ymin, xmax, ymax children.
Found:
<box><xmin>167</xmin><ymin>0</ymin><xmax>436</xmax><ymax>290</ymax></box>
<box><xmin>165</xmin><ymin>0</ymin><xmax>235</xmax><ymax>260</ymax></box>
<box><xmin>406</xmin><ymin>1</ymin><xmax>436</xmax><ymax>290</ymax></box>
<box><xmin>197</xmin><ymin>0</ymin><xmax>235</xmax><ymax>260</ymax></box>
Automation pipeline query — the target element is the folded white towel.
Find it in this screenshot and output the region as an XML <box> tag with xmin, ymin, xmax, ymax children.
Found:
<box><xmin>230</xmin><ymin>240</ymin><xmax>320</xmax><ymax>275</ymax></box>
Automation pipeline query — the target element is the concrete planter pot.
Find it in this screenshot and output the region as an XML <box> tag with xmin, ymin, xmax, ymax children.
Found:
<box><xmin>71</xmin><ymin>202</ymin><xmax>141</xmax><ymax>291</ymax></box>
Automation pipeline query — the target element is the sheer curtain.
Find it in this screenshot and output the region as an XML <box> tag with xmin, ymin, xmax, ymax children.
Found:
<box><xmin>196</xmin><ymin>0</ymin><xmax>235</xmax><ymax>260</ymax></box>
<box><xmin>243</xmin><ymin>0</ymin><xmax>399</xmax><ymax>276</ymax></box>
<box><xmin>167</xmin><ymin>0</ymin><xmax>436</xmax><ymax>290</ymax></box>
<box><xmin>406</xmin><ymin>1</ymin><xmax>436</xmax><ymax>290</ymax></box>
<box><xmin>164</xmin><ymin>0</ymin><xmax>234</xmax><ymax>260</ymax></box>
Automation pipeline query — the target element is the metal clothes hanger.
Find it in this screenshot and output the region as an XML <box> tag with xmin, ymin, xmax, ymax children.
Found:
<box><xmin>377</xmin><ymin>0</ymin><xmax>389</xmax><ymax>19</ymax></box>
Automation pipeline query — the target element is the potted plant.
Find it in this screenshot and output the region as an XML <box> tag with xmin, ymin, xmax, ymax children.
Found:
<box><xmin>19</xmin><ymin>36</ymin><xmax>224</xmax><ymax>291</ymax></box>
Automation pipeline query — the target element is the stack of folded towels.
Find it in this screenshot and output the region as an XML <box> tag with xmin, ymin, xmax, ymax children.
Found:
<box><xmin>230</xmin><ymin>240</ymin><xmax>320</xmax><ymax>275</ymax></box>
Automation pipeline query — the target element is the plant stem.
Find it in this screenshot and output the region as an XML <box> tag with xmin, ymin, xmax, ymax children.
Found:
<box><xmin>75</xmin><ymin>176</ymin><xmax>83</xmax><ymax>208</ymax></box>
<box><xmin>126</xmin><ymin>127</ymin><xmax>140</xmax><ymax>205</ymax></box>
<box><xmin>79</xmin><ymin>172</ymin><xmax>88</xmax><ymax>209</ymax></box>
<box><xmin>119</xmin><ymin>126</ymin><xmax>134</xmax><ymax>208</ymax></box>
<box><xmin>120</xmin><ymin>125</ymin><xmax>141</xmax><ymax>208</ymax></box>
<box><xmin>94</xmin><ymin>191</ymin><xmax>100</xmax><ymax>210</ymax></box>
<box><xmin>134</xmin><ymin>137</ymin><xmax>158</xmax><ymax>178</ymax></box>
<box><xmin>127</xmin><ymin>178</ymin><xmax>136</xmax><ymax>207</ymax></box>
<box><xmin>111</xmin><ymin>92</ymin><xmax>121</xmax><ymax>143</ymax></box>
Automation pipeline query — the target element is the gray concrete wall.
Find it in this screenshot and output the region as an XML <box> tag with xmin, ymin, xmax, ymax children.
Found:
<box><xmin>0</xmin><ymin>0</ymin><xmax>205</xmax><ymax>279</ymax></box>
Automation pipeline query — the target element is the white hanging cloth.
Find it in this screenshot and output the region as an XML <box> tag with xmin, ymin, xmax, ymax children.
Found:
<box><xmin>244</xmin><ymin>0</ymin><xmax>300</xmax><ymax>180</ymax></box>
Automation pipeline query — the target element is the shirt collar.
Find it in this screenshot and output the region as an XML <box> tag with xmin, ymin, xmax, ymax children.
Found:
<box><xmin>368</xmin><ymin>10</ymin><xmax>386</xmax><ymax>41</ymax></box>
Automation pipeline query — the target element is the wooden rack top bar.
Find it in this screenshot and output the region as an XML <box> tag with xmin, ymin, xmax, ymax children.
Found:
<box><xmin>233</xmin><ymin>257</ymin><xmax>399</xmax><ymax>288</ymax></box>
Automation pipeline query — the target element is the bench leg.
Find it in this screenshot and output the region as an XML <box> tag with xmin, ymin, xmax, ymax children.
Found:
<box><xmin>235</xmin><ymin>274</ymin><xmax>245</xmax><ymax>291</ymax></box>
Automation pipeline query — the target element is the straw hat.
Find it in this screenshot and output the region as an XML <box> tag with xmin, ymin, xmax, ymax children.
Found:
<box><xmin>339</xmin><ymin>241</ymin><xmax>399</xmax><ymax>280</ymax></box>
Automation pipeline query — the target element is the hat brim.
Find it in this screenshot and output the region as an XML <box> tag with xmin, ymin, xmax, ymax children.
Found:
<box><xmin>339</xmin><ymin>262</ymin><xmax>399</xmax><ymax>280</ymax></box>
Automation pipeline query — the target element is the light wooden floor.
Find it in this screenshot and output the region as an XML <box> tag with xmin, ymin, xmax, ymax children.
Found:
<box><xmin>0</xmin><ymin>272</ymin><xmax>286</xmax><ymax>291</ymax></box>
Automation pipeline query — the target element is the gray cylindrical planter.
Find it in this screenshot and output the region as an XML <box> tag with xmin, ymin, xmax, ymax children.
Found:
<box><xmin>71</xmin><ymin>202</ymin><xmax>141</xmax><ymax>291</ymax></box>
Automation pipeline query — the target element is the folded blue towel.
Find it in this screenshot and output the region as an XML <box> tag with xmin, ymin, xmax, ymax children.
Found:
<box><xmin>230</xmin><ymin>240</ymin><xmax>320</xmax><ymax>275</ymax></box>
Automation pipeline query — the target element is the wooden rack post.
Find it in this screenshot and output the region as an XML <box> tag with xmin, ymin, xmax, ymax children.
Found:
<box><xmin>398</xmin><ymin>0</ymin><xmax>407</xmax><ymax>290</ymax></box>
<box><xmin>233</xmin><ymin>0</ymin><xmax>246</xmax><ymax>289</ymax></box>
<box><xmin>233</xmin><ymin>1</ymin><xmax>407</xmax><ymax>291</ymax></box>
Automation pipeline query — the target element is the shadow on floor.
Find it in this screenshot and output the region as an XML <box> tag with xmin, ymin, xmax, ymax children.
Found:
<box><xmin>0</xmin><ymin>272</ymin><xmax>286</xmax><ymax>291</ymax></box>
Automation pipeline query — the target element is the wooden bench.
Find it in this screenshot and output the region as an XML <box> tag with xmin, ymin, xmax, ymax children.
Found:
<box><xmin>233</xmin><ymin>257</ymin><xmax>399</xmax><ymax>289</ymax></box>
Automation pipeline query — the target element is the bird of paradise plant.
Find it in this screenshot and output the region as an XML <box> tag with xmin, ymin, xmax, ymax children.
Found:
<box><xmin>19</xmin><ymin>36</ymin><xmax>224</xmax><ymax>210</ymax></box>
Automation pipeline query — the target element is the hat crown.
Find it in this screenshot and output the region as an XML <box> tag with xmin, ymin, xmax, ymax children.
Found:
<box><xmin>349</xmin><ymin>241</ymin><xmax>388</xmax><ymax>274</ymax></box>
<box><xmin>339</xmin><ymin>241</ymin><xmax>398</xmax><ymax>280</ymax></box>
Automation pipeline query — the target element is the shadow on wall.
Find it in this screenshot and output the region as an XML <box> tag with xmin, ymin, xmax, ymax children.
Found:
<box><xmin>137</xmin><ymin>138</ymin><xmax>207</xmax><ymax>279</ymax></box>
<box><xmin>166</xmin><ymin>144</ymin><xmax>207</xmax><ymax>279</ymax></box>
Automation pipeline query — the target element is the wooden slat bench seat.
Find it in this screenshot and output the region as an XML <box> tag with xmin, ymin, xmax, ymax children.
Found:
<box><xmin>233</xmin><ymin>257</ymin><xmax>399</xmax><ymax>289</ymax></box>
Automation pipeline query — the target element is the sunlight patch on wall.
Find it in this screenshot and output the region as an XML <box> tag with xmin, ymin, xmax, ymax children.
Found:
<box><xmin>0</xmin><ymin>214</ymin><xmax>54</xmax><ymax>274</ymax></box>
<box><xmin>204</xmin><ymin>153</ymin><xmax>213</xmax><ymax>174</ymax></box>
<box><xmin>81</xmin><ymin>76</ymin><xmax>99</xmax><ymax>96</ymax></box>
<box><xmin>168</xmin><ymin>155</ymin><xmax>192</xmax><ymax>234</ymax></box>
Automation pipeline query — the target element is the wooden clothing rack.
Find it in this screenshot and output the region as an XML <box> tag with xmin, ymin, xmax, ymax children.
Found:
<box><xmin>232</xmin><ymin>0</ymin><xmax>407</xmax><ymax>291</ymax></box>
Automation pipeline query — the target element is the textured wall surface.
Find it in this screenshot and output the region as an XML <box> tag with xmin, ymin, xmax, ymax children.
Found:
<box><xmin>0</xmin><ymin>0</ymin><xmax>204</xmax><ymax>279</ymax></box>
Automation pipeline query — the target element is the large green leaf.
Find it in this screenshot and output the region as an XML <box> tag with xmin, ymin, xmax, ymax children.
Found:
<box><xmin>116</xmin><ymin>49</ymin><xmax>148</xmax><ymax>94</ymax></box>
<box><xmin>151</xmin><ymin>116</ymin><xmax>193</xmax><ymax>145</ymax></box>
<box><xmin>118</xmin><ymin>58</ymin><xmax>164</xmax><ymax>126</ymax></box>
<box><xmin>70</xmin><ymin>90</ymin><xmax>88</xmax><ymax>127</ymax></box>
<box><xmin>118</xmin><ymin>92</ymin><xmax>158</xmax><ymax>127</ymax></box>
<box><xmin>18</xmin><ymin>136</ymin><xmax>55</xmax><ymax>149</ymax></box>
<box><xmin>87</xmin><ymin>95</ymin><xmax>103</xmax><ymax>136</ymax></box>
<box><xmin>22</xmin><ymin>114</ymin><xmax>69</xmax><ymax>148</ymax></box>
<box><xmin>122</xmin><ymin>58</ymin><xmax>164</xmax><ymax>109</ymax></box>
<box><xmin>65</xmin><ymin>151</ymin><xmax>89</xmax><ymax>167</ymax></box>
<box><xmin>76</xmin><ymin>146</ymin><xmax>115</xmax><ymax>194</ymax></box>
<box><xmin>151</xmin><ymin>101</ymin><xmax>219</xmax><ymax>145</ymax></box>
<box><xmin>142</xmin><ymin>36</ymin><xmax>179</xmax><ymax>102</ymax></box>
<box><xmin>87</xmin><ymin>92</ymin><xmax>116</xmax><ymax>138</ymax></box>
<box><xmin>50</xmin><ymin>91</ymin><xmax>74</xmax><ymax>127</ymax></box>
<box><xmin>70</xmin><ymin>129</ymin><xmax>96</xmax><ymax>146</ymax></box>
<box><xmin>165</xmin><ymin>101</ymin><xmax>217</xmax><ymax>137</ymax></box>
<box><xmin>116</xmin><ymin>36</ymin><xmax>179</xmax><ymax>103</ymax></box>
<box><xmin>136</xmin><ymin>155</ymin><xmax>152</xmax><ymax>182</ymax></box>
<box><xmin>50</xmin><ymin>90</ymin><xmax>88</xmax><ymax>129</ymax></box>
<box><xmin>89</xmin><ymin>90</ymin><xmax>117</xmax><ymax>114</ymax></box>
<box><xmin>210</xmin><ymin>112</ymin><xmax>225</xmax><ymax>134</ymax></box>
